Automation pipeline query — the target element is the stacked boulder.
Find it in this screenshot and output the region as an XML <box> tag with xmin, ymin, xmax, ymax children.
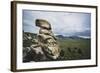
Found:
<box><xmin>36</xmin><ymin>19</ymin><xmax>61</xmax><ymax>60</ymax></box>
<box><xmin>23</xmin><ymin>19</ymin><xmax>61</xmax><ymax>62</ymax></box>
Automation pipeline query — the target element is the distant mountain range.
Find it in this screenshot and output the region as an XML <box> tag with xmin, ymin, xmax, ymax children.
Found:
<box><xmin>56</xmin><ymin>35</ymin><xmax>90</xmax><ymax>39</ymax></box>
<box><xmin>23</xmin><ymin>32</ymin><xmax>90</xmax><ymax>41</ymax></box>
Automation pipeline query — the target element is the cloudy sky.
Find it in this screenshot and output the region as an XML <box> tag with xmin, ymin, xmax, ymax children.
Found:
<box><xmin>23</xmin><ymin>10</ymin><xmax>91</xmax><ymax>37</ymax></box>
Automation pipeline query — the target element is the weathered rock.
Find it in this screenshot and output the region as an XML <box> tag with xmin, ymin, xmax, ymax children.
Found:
<box><xmin>36</xmin><ymin>19</ymin><xmax>51</xmax><ymax>30</ymax></box>
<box><xmin>38</xmin><ymin>34</ymin><xmax>55</xmax><ymax>41</ymax></box>
<box><xmin>36</xmin><ymin>19</ymin><xmax>61</xmax><ymax>60</ymax></box>
<box><xmin>42</xmin><ymin>38</ymin><xmax>60</xmax><ymax>59</ymax></box>
<box><xmin>23</xmin><ymin>45</ymin><xmax>47</xmax><ymax>62</ymax></box>
<box><xmin>39</xmin><ymin>28</ymin><xmax>54</xmax><ymax>36</ymax></box>
<box><xmin>23</xmin><ymin>19</ymin><xmax>62</xmax><ymax>62</ymax></box>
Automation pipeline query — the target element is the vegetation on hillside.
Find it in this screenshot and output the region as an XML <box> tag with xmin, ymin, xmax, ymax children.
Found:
<box><xmin>23</xmin><ymin>32</ymin><xmax>91</xmax><ymax>61</ymax></box>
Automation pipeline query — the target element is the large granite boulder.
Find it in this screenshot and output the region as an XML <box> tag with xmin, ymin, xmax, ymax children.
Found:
<box><xmin>36</xmin><ymin>19</ymin><xmax>61</xmax><ymax>60</ymax></box>
<box><xmin>23</xmin><ymin>19</ymin><xmax>62</xmax><ymax>62</ymax></box>
<box><xmin>36</xmin><ymin>19</ymin><xmax>51</xmax><ymax>30</ymax></box>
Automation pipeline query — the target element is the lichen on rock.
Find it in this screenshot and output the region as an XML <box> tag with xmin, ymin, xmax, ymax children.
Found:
<box><xmin>36</xmin><ymin>19</ymin><xmax>61</xmax><ymax>60</ymax></box>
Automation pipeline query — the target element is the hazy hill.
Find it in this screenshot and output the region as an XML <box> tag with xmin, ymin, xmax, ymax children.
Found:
<box><xmin>56</xmin><ymin>35</ymin><xmax>90</xmax><ymax>40</ymax></box>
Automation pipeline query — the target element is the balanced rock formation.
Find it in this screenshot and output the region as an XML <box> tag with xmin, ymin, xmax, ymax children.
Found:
<box><xmin>36</xmin><ymin>19</ymin><xmax>61</xmax><ymax>60</ymax></box>
<box><xmin>36</xmin><ymin>19</ymin><xmax>51</xmax><ymax>30</ymax></box>
<box><xmin>23</xmin><ymin>19</ymin><xmax>62</xmax><ymax>62</ymax></box>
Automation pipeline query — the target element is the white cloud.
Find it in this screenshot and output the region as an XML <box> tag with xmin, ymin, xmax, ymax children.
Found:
<box><xmin>23</xmin><ymin>10</ymin><xmax>91</xmax><ymax>36</ymax></box>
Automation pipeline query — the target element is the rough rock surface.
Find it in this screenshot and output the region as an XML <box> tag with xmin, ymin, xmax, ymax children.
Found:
<box><xmin>36</xmin><ymin>19</ymin><xmax>61</xmax><ymax>60</ymax></box>
<box><xmin>23</xmin><ymin>19</ymin><xmax>62</xmax><ymax>62</ymax></box>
